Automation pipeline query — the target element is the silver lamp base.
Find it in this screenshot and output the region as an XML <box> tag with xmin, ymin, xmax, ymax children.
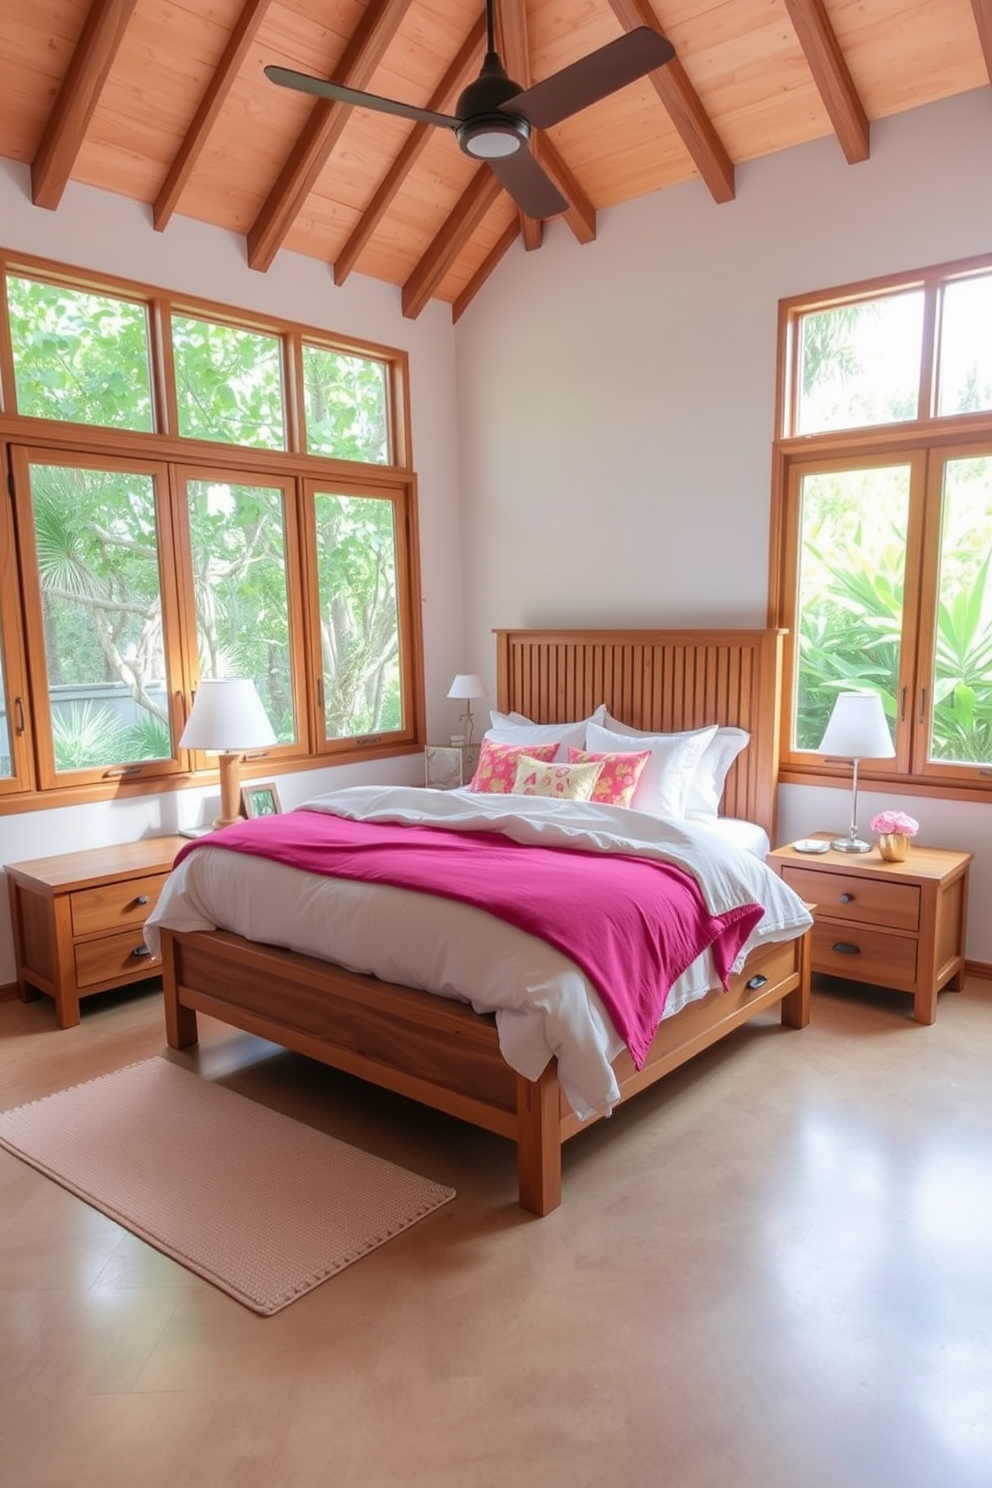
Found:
<box><xmin>831</xmin><ymin>835</ymin><xmax>872</xmax><ymax>853</ymax></box>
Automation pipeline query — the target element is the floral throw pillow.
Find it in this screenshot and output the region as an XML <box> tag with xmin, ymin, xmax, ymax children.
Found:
<box><xmin>468</xmin><ymin>738</ymin><xmax>560</xmax><ymax>793</ymax></box>
<box><xmin>511</xmin><ymin>755</ymin><xmax>605</xmax><ymax>801</ymax></box>
<box><xmin>567</xmin><ymin>747</ymin><xmax>651</xmax><ymax>807</ymax></box>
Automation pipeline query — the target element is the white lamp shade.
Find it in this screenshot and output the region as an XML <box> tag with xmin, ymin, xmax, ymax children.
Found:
<box><xmin>447</xmin><ymin>673</ymin><xmax>486</xmax><ymax>701</ymax></box>
<box><xmin>819</xmin><ymin>691</ymin><xmax>895</xmax><ymax>760</ymax></box>
<box><xmin>179</xmin><ymin>678</ymin><xmax>277</xmax><ymax>751</ymax></box>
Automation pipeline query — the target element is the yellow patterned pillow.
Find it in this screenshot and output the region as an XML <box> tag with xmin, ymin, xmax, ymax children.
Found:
<box><xmin>511</xmin><ymin>754</ymin><xmax>605</xmax><ymax>801</ymax></box>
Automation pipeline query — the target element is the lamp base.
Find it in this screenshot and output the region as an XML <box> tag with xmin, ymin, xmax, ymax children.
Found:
<box><xmin>831</xmin><ymin>835</ymin><xmax>872</xmax><ymax>853</ymax></box>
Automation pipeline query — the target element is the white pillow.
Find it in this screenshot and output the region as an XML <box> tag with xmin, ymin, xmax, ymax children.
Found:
<box><xmin>484</xmin><ymin>720</ymin><xmax>587</xmax><ymax>761</ymax></box>
<box><xmin>489</xmin><ymin>703</ymin><xmax>606</xmax><ymax>729</ymax></box>
<box><xmin>602</xmin><ymin>711</ymin><xmax>750</xmax><ymax>818</ymax></box>
<box><xmin>485</xmin><ymin>704</ymin><xmax>606</xmax><ymax>762</ymax></box>
<box><xmin>685</xmin><ymin>728</ymin><xmax>750</xmax><ymax>817</ymax></box>
<box><xmin>585</xmin><ymin>721</ymin><xmax>718</xmax><ymax>818</ymax></box>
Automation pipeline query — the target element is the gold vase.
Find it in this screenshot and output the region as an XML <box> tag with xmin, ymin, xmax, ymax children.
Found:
<box><xmin>878</xmin><ymin>832</ymin><xmax>911</xmax><ymax>862</ymax></box>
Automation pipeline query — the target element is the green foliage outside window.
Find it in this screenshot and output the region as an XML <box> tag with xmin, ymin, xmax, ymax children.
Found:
<box><xmin>303</xmin><ymin>344</ymin><xmax>388</xmax><ymax>462</ymax></box>
<box><xmin>314</xmin><ymin>492</ymin><xmax>402</xmax><ymax>739</ymax></box>
<box><xmin>172</xmin><ymin>314</ymin><xmax>285</xmax><ymax>449</ymax></box>
<box><xmin>796</xmin><ymin>464</ymin><xmax>992</xmax><ymax>765</ymax></box>
<box><xmin>7</xmin><ymin>276</ymin><xmax>153</xmax><ymax>431</ymax></box>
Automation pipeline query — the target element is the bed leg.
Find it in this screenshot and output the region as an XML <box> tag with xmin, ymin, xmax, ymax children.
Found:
<box><xmin>780</xmin><ymin>929</ymin><xmax>811</xmax><ymax>1029</ymax></box>
<box><xmin>160</xmin><ymin>930</ymin><xmax>199</xmax><ymax>1049</ymax></box>
<box><xmin>516</xmin><ymin>1064</ymin><xmax>562</xmax><ymax>1216</ymax></box>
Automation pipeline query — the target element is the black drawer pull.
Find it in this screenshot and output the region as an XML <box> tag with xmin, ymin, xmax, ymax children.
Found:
<box><xmin>831</xmin><ymin>942</ymin><xmax>861</xmax><ymax>956</ymax></box>
<box><xmin>133</xmin><ymin>894</ymin><xmax>149</xmax><ymax>906</ymax></box>
<box><xmin>746</xmin><ymin>974</ymin><xmax>768</xmax><ymax>990</ymax></box>
<box><xmin>130</xmin><ymin>945</ymin><xmax>151</xmax><ymax>959</ymax></box>
<box><xmin>838</xmin><ymin>893</ymin><xmax>854</xmax><ymax>903</ymax></box>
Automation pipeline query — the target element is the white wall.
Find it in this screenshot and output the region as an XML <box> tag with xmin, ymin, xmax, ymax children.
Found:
<box><xmin>452</xmin><ymin>89</ymin><xmax>992</xmax><ymax>960</ymax></box>
<box><xmin>0</xmin><ymin>161</ymin><xmax>464</xmax><ymax>983</ymax></box>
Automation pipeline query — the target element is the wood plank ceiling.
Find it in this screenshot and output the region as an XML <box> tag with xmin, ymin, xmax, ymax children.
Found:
<box><xmin>1</xmin><ymin>0</ymin><xmax>990</xmax><ymax>321</ymax></box>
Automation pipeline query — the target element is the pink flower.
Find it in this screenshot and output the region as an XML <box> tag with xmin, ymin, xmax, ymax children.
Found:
<box><xmin>870</xmin><ymin>810</ymin><xmax>919</xmax><ymax>837</ymax></box>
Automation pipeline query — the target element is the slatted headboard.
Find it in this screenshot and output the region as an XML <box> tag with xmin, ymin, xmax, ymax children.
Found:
<box><xmin>494</xmin><ymin>627</ymin><xmax>785</xmax><ymax>838</ymax></box>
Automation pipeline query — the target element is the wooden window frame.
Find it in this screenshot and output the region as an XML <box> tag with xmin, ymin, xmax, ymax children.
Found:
<box><xmin>770</xmin><ymin>251</ymin><xmax>992</xmax><ymax>802</ymax></box>
<box><xmin>0</xmin><ymin>249</ymin><xmax>423</xmax><ymax>814</ymax></box>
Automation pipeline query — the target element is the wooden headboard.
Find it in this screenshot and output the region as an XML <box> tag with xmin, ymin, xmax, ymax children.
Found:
<box><xmin>494</xmin><ymin>627</ymin><xmax>785</xmax><ymax>837</ymax></box>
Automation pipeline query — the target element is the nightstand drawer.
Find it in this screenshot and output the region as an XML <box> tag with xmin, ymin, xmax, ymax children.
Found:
<box><xmin>781</xmin><ymin>866</ymin><xmax>920</xmax><ymax>932</ymax></box>
<box><xmin>69</xmin><ymin>872</ymin><xmax>169</xmax><ymax>938</ymax></box>
<box><xmin>810</xmin><ymin>922</ymin><xmax>918</xmax><ymax>989</ymax></box>
<box><xmin>74</xmin><ymin>928</ymin><xmax>161</xmax><ymax>988</ymax></box>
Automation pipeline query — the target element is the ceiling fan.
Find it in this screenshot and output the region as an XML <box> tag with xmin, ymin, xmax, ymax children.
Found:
<box><xmin>265</xmin><ymin>0</ymin><xmax>675</xmax><ymax>221</ymax></box>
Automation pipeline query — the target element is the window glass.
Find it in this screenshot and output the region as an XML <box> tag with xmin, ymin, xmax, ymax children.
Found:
<box><xmin>185</xmin><ymin>478</ymin><xmax>297</xmax><ymax>744</ymax></box>
<box><xmin>936</xmin><ymin>276</ymin><xmax>992</xmax><ymax>417</ymax></box>
<box><xmin>302</xmin><ymin>344</ymin><xmax>389</xmax><ymax>463</ymax></box>
<box><xmin>794</xmin><ymin>465</ymin><xmax>910</xmax><ymax>750</ymax></box>
<box><xmin>930</xmin><ymin>455</ymin><xmax>992</xmax><ymax>765</ymax></box>
<box><xmin>172</xmin><ymin>315</ymin><xmax>285</xmax><ymax>449</ymax></box>
<box><xmin>6</xmin><ymin>274</ymin><xmax>153</xmax><ymax>431</ymax></box>
<box><xmin>313</xmin><ymin>491</ymin><xmax>402</xmax><ymax>740</ymax></box>
<box><xmin>797</xmin><ymin>292</ymin><xmax>924</xmax><ymax>434</ymax></box>
<box><xmin>27</xmin><ymin>462</ymin><xmax>172</xmax><ymax>772</ymax></box>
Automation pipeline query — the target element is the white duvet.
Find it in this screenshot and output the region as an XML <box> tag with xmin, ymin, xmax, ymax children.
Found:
<box><xmin>145</xmin><ymin>786</ymin><xmax>811</xmax><ymax>1119</ymax></box>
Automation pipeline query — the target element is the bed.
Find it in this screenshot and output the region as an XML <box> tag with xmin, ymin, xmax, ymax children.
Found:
<box><xmin>152</xmin><ymin>627</ymin><xmax>811</xmax><ymax>1215</ymax></box>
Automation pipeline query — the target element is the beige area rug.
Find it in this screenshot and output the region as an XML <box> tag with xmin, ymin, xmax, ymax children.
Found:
<box><xmin>0</xmin><ymin>1057</ymin><xmax>455</xmax><ymax>1315</ymax></box>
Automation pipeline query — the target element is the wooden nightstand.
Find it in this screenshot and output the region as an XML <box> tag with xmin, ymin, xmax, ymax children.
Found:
<box><xmin>5</xmin><ymin>837</ymin><xmax>186</xmax><ymax>1029</ymax></box>
<box><xmin>767</xmin><ymin>837</ymin><xmax>972</xmax><ymax>1024</ymax></box>
<box><xmin>425</xmin><ymin>742</ymin><xmax>480</xmax><ymax>789</ymax></box>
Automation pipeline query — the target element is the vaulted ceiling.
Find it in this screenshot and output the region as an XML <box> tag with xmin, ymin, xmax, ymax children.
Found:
<box><xmin>2</xmin><ymin>1</ymin><xmax>991</xmax><ymax>320</ymax></box>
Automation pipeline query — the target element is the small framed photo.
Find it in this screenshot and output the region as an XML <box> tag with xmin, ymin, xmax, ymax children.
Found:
<box><xmin>241</xmin><ymin>781</ymin><xmax>282</xmax><ymax>818</ymax></box>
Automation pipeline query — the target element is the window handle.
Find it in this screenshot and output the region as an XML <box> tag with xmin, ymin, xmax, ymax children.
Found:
<box><xmin>918</xmin><ymin>687</ymin><xmax>927</xmax><ymax>724</ymax></box>
<box><xmin>899</xmin><ymin>686</ymin><xmax>906</xmax><ymax>724</ymax></box>
<box><xmin>14</xmin><ymin>696</ymin><xmax>25</xmax><ymax>734</ymax></box>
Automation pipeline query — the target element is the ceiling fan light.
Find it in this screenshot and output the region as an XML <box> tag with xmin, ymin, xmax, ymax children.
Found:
<box><xmin>458</xmin><ymin>114</ymin><xmax>529</xmax><ymax>159</ymax></box>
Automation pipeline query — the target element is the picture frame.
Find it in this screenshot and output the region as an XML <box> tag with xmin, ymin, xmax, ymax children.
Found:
<box><xmin>241</xmin><ymin>781</ymin><xmax>282</xmax><ymax>819</ymax></box>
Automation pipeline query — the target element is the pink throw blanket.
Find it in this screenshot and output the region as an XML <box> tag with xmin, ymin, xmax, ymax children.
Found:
<box><xmin>176</xmin><ymin>811</ymin><xmax>763</xmax><ymax>1067</ymax></box>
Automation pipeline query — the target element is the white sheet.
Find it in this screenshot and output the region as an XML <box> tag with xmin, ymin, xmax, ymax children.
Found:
<box><xmin>146</xmin><ymin>787</ymin><xmax>811</xmax><ymax>1120</ymax></box>
<box><xmin>685</xmin><ymin>814</ymin><xmax>770</xmax><ymax>859</ymax></box>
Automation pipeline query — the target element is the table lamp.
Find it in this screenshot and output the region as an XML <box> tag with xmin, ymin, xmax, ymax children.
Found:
<box><xmin>819</xmin><ymin>690</ymin><xmax>895</xmax><ymax>852</ymax></box>
<box><xmin>180</xmin><ymin>678</ymin><xmax>277</xmax><ymax>829</ymax></box>
<box><xmin>447</xmin><ymin>673</ymin><xmax>486</xmax><ymax>746</ymax></box>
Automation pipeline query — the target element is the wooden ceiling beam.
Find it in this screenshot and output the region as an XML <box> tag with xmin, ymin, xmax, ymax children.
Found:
<box><xmin>532</xmin><ymin>137</ymin><xmax>596</xmax><ymax>245</ymax></box>
<box><xmin>782</xmin><ymin>0</ymin><xmax>870</xmax><ymax>164</ymax></box>
<box><xmin>498</xmin><ymin>0</ymin><xmax>541</xmax><ymax>251</ymax></box>
<box><xmin>453</xmin><ymin>221</ymin><xmax>521</xmax><ymax>322</ymax></box>
<box><xmin>334</xmin><ymin>11</ymin><xmax>485</xmax><ymax>286</ymax></box>
<box><xmin>154</xmin><ymin>0</ymin><xmax>274</xmax><ymax>232</ymax></box>
<box><xmin>31</xmin><ymin>0</ymin><xmax>140</xmax><ymax>210</ymax></box>
<box><xmin>970</xmin><ymin>0</ymin><xmax>992</xmax><ymax>82</ymax></box>
<box><xmin>606</xmin><ymin>0</ymin><xmax>735</xmax><ymax>203</ymax></box>
<box><xmin>247</xmin><ymin>0</ymin><xmax>414</xmax><ymax>273</ymax></box>
<box><xmin>402</xmin><ymin>167</ymin><xmax>503</xmax><ymax>319</ymax></box>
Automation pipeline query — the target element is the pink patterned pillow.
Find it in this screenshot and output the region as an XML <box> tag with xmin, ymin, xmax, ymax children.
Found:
<box><xmin>468</xmin><ymin>737</ymin><xmax>560</xmax><ymax>793</ymax></box>
<box><xmin>568</xmin><ymin>747</ymin><xmax>652</xmax><ymax>807</ymax></box>
<box><xmin>512</xmin><ymin>755</ymin><xmax>605</xmax><ymax>801</ymax></box>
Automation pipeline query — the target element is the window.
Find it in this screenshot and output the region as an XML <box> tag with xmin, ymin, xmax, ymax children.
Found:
<box><xmin>773</xmin><ymin>253</ymin><xmax>992</xmax><ymax>794</ymax></box>
<box><xmin>0</xmin><ymin>252</ymin><xmax>422</xmax><ymax>809</ymax></box>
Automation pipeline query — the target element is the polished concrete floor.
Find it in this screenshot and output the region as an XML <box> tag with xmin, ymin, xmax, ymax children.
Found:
<box><xmin>1</xmin><ymin>973</ymin><xmax>991</xmax><ymax>1488</ymax></box>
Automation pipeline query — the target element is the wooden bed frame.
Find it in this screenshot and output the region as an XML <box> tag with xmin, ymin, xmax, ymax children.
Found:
<box><xmin>161</xmin><ymin>627</ymin><xmax>810</xmax><ymax>1215</ymax></box>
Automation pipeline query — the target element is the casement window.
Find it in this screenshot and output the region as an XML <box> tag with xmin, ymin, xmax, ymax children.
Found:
<box><xmin>0</xmin><ymin>253</ymin><xmax>423</xmax><ymax>808</ymax></box>
<box><xmin>772</xmin><ymin>252</ymin><xmax>992</xmax><ymax>796</ymax></box>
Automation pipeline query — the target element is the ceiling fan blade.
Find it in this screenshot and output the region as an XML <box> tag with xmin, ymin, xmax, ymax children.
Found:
<box><xmin>488</xmin><ymin>149</ymin><xmax>568</xmax><ymax>220</ymax></box>
<box><xmin>264</xmin><ymin>67</ymin><xmax>459</xmax><ymax>131</ymax></box>
<box><xmin>506</xmin><ymin>27</ymin><xmax>675</xmax><ymax>131</ymax></box>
